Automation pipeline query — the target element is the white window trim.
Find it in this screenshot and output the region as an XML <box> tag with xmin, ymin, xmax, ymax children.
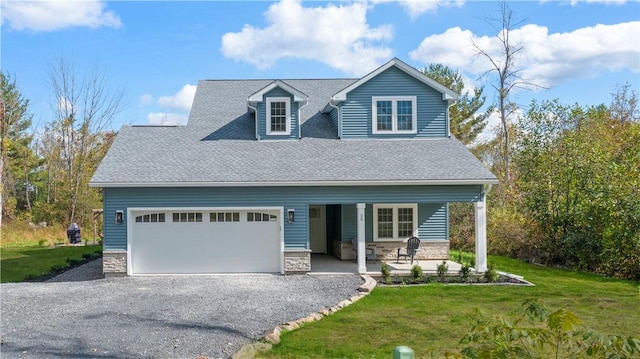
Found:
<box><xmin>266</xmin><ymin>97</ymin><xmax>291</xmax><ymax>135</ymax></box>
<box><xmin>371</xmin><ymin>96</ymin><xmax>417</xmax><ymax>134</ymax></box>
<box><xmin>373</xmin><ymin>203</ymin><xmax>418</xmax><ymax>241</ymax></box>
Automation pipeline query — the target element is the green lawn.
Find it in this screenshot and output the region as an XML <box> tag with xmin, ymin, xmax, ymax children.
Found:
<box><xmin>0</xmin><ymin>245</ymin><xmax>102</xmax><ymax>283</ymax></box>
<box><xmin>261</xmin><ymin>256</ymin><xmax>640</xmax><ymax>358</ymax></box>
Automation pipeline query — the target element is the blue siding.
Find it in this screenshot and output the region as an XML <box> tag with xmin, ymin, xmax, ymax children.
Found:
<box><xmin>329</xmin><ymin>107</ymin><xmax>339</xmax><ymax>133</ymax></box>
<box><xmin>341</xmin><ymin>203</ymin><xmax>447</xmax><ymax>242</ymax></box>
<box><xmin>257</xmin><ymin>87</ymin><xmax>299</xmax><ymax>140</ymax></box>
<box><xmin>417</xmin><ymin>203</ymin><xmax>448</xmax><ymax>240</ymax></box>
<box><xmin>103</xmin><ymin>185</ymin><xmax>481</xmax><ymax>251</ymax></box>
<box><xmin>341</xmin><ymin>66</ymin><xmax>448</xmax><ymax>138</ymax></box>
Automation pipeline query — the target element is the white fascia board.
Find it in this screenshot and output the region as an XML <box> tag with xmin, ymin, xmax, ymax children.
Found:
<box><xmin>331</xmin><ymin>58</ymin><xmax>459</xmax><ymax>102</ymax></box>
<box><xmin>90</xmin><ymin>178</ymin><xmax>500</xmax><ymax>188</ymax></box>
<box><xmin>247</xmin><ymin>80</ymin><xmax>308</xmax><ymax>102</ymax></box>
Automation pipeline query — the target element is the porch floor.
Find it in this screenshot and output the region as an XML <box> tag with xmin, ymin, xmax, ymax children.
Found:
<box><xmin>309</xmin><ymin>254</ymin><xmax>462</xmax><ymax>275</ymax></box>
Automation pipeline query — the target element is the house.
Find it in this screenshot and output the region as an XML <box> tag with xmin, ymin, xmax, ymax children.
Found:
<box><xmin>89</xmin><ymin>58</ymin><xmax>498</xmax><ymax>276</ymax></box>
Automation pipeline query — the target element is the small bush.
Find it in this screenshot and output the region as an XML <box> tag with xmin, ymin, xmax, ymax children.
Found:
<box><xmin>460</xmin><ymin>264</ymin><xmax>472</xmax><ymax>283</ymax></box>
<box><xmin>66</xmin><ymin>258</ymin><xmax>83</xmax><ymax>266</ymax></box>
<box><xmin>381</xmin><ymin>262</ymin><xmax>391</xmax><ymax>283</ymax></box>
<box><xmin>411</xmin><ymin>264</ymin><xmax>423</xmax><ymax>279</ymax></box>
<box><xmin>50</xmin><ymin>263</ymin><xmax>68</xmax><ymax>273</ymax></box>
<box><xmin>484</xmin><ymin>262</ymin><xmax>498</xmax><ymax>283</ymax></box>
<box><xmin>437</xmin><ymin>261</ymin><xmax>448</xmax><ymax>281</ymax></box>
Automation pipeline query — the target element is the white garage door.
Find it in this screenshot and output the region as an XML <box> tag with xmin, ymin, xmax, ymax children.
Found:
<box><xmin>130</xmin><ymin>209</ymin><xmax>281</xmax><ymax>274</ymax></box>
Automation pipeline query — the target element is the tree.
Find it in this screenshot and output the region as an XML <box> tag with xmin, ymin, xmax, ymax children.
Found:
<box><xmin>473</xmin><ymin>1</ymin><xmax>545</xmax><ymax>181</ymax></box>
<box><xmin>46</xmin><ymin>58</ymin><xmax>125</xmax><ymax>224</ymax></box>
<box><xmin>0</xmin><ymin>72</ymin><xmax>35</xmax><ymax>227</ymax></box>
<box><xmin>610</xmin><ymin>82</ymin><xmax>639</xmax><ymax>122</ymax></box>
<box><xmin>421</xmin><ymin>63</ymin><xmax>492</xmax><ymax>145</ymax></box>
<box><xmin>513</xmin><ymin>97</ymin><xmax>640</xmax><ymax>280</ymax></box>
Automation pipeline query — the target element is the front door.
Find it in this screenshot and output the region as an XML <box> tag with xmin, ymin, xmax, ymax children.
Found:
<box><xmin>309</xmin><ymin>205</ymin><xmax>326</xmax><ymax>253</ymax></box>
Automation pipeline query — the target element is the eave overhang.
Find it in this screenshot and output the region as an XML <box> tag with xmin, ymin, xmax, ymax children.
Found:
<box><xmin>89</xmin><ymin>178</ymin><xmax>500</xmax><ymax>188</ymax></box>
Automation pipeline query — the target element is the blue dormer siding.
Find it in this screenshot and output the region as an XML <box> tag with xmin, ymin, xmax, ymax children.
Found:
<box><xmin>256</xmin><ymin>87</ymin><xmax>299</xmax><ymax>140</ymax></box>
<box><xmin>340</xmin><ymin>66</ymin><xmax>449</xmax><ymax>139</ymax></box>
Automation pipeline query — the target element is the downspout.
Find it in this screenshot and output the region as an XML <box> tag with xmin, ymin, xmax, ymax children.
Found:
<box><xmin>247</xmin><ymin>101</ymin><xmax>259</xmax><ymax>140</ymax></box>
<box><xmin>298</xmin><ymin>98</ymin><xmax>309</xmax><ymax>139</ymax></box>
<box><xmin>446</xmin><ymin>99</ymin><xmax>456</xmax><ymax>138</ymax></box>
<box><xmin>328</xmin><ymin>99</ymin><xmax>341</xmax><ymax>139</ymax></box>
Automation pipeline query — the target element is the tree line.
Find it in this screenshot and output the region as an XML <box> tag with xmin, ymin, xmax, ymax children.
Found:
<box><xmin>1</xmin><ymin>58</ymin><xmax>122</xmax><ymax>229</ymax></box>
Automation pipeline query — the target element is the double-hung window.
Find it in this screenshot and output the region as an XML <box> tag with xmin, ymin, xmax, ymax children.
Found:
<box><xmin>372</xmin><ymin>96</ymin><xmax>417</xmax><ymax>134</ymax></box>
<box><xmin>373</xmin><ymin>204</ymin><xmax>418</xmax><ymax>241</ymax></box>
<box><xmin>266</xmin><ymin>97</ymin><xmax>291</xmax><ymax>135</ymax></box>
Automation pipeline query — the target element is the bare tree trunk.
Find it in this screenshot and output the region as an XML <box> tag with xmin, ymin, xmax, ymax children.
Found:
<box><xmin>48</xmin><ymin>58</ymin><xmax>124</xmax><ymax>225</ymax></box>
<box><xmin>473</xmin><ymin>1</ymin><xmax>546</xmax><ymax>182</ymax></box>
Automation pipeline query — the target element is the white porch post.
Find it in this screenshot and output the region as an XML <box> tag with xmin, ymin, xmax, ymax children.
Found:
<box><xmin>357</xmin><ymin>203</ymin><xmax>367</xmax><ymax>274</ymax></box>
<box><xmin>475</xmin><ymin>193</ymin><xmax>487</xmax><ymax>272</ymax></box>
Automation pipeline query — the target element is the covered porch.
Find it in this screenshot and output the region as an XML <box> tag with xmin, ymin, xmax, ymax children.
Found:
<box><xmin>307</xmin><ymin>192</ymin><xmax>489</xmax><ymax>275</ymax></box>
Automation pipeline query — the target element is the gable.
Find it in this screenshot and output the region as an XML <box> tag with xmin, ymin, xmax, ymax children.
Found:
<box><xmin>340</xmin><ymin>65</ymin><xmax>450</xmax><ymax>138</ymax></box>
<box><xmin>330</xmin><ymin>58</ymin><xmax>457</xmax><ymax>102</ymax></box>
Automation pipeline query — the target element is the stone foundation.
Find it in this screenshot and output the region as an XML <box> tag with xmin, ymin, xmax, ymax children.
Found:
<box><xmin>334</xmin><ymin>240</ymin><xmax>449</xmax><ymax>261</ymax></box>
<box><xmin>103</xmin><ymin>251</ymin><xmax>127</xmax><ymax>276</ymax></box>
<box><xmin>284</xmin><ymin>250</ymin><xmax>311</xmax><ymax>274</ymax></box>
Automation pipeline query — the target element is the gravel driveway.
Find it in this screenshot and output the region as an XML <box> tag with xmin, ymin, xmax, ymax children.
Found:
<box><xmin>1</xmin><ymin>260</ymin><xmax>362</xmax><ymax>359</ymax></box>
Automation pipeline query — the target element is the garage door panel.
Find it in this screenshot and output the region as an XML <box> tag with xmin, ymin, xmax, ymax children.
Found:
<box><xmin>131</xmin><ymin>210</ymin><xmax>281</xmax><ymax>274</ymax></box>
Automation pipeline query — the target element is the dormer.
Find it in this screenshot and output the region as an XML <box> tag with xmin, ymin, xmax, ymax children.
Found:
<box><xmin>247</xmin><ymin>80</ymin><xmax>308</xmax><ymax>140</ymax></box>
<box><xmin>322</xmin><ymin>58</ymin><xmax>458</xmax><ymax>139</ymax></box>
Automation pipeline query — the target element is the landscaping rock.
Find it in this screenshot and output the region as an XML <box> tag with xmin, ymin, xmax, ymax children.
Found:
<box><xmin>264</xmin><ymin>327</ymin><xmax>281</xmax><ymax>345</ymax></box>
<box><xmin>232</xmin><ymin>344</ymin><xmax>256</xmax><ymax>359</ymax></box>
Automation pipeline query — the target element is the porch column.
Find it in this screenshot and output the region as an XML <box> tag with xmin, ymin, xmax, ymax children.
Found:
<box><xmin>475</xmin><ymin>193</ymin><xmax>487</xmax><ymax>272</ymax></box>
<box><xmin>357</xmin><ymin>203</ymin><xmax>366</xmax><ymax>274</ymax></box>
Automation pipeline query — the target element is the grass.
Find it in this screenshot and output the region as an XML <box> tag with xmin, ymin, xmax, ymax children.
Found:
<box><xmin>1</xmin><ymin>245</ymin><xmax>102</xmax><ymax>283</ymax></box>
<box><xmin>260</xmin><ymin>255</ymin><xmax>640</xmax><ymax>358</ymax></box>
<box><xmin>0</xmin><ymin>246</ymin><xmax>102</xmax><ymax>283</ymax></box>
<box><xmin>1</xmin><ymin>221</ymin><xmax>68</xmax><ymax>247</ymax></box>
<box><xmin>1</xmin><ymin>220</ymin><xmax>103</xmax><ymax>282</ymax></box>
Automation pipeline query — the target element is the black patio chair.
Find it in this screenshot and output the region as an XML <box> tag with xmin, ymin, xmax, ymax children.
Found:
<box><xmin>397</xmin><ymin>237</ymin><xmax>420</xmax><ymax>264</ymax></box>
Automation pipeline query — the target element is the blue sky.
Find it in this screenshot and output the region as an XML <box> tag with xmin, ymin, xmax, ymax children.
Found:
<box><xmin>2</xmin><ymin>0</ymin><xmax>639</xmax><ymax>134</ymax></box>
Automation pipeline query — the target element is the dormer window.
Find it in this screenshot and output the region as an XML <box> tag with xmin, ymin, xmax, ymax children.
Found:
<box><xmin>267</xmin><ymin>97</ymin><xmax>291</xmax><ymax>135</ymax></box>
<box><xmin>372</xmin><ymin>96</ymin><xmax>417</xmax><ymax>134</ymax></box>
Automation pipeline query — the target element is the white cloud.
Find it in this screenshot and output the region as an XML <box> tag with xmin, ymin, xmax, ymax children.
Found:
<box><xmin>147</xmin><ymin>112</ymin><xmax>188</xmax><ymax>126</ymax></box>
<box><xmin>1</xmin><ymin>0</ymin><xmax>121</xmax><ymax>32</ymax></box>
<box><xmin>140</xmin><ymin>94</ymin><xmax>153</xmax><ymax>105</ymax></box>
<box><xmin>569</xmin><ymin>0</ymin><xmax>626</xmax><ymax>5</ymax></box>
<box><xmin>410</xmin><ymin>21</ymin><xmax>640</xmax><ymax>89</ymax></box>
<box><xmin>220</xmin><ymin>0</ymin><xmax>393</xmax><ymax>76</ymax></box>
<box><xmin>157</xmin><ymin>84</ymin><xmax>197</xmax><ymax>112</ymax></box>
<box><xmin>386</xmin><ymin>0</ymin><xmax>465</xmax><ymax>19</ymax></box>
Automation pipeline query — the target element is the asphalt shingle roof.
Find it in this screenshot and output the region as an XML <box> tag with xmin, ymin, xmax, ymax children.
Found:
<box><xmin>90</xmin><ymin>79</ymin><xmax>497</xmax><ymax>186</ymax></box>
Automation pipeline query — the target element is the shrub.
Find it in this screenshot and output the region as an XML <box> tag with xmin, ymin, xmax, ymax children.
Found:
<box><xmin>437</xmin><ymin>261</ymin><xmax>448</xmax><ymax>281</ymax></box>
<box><xmin>411</xmin><ymin>264</ymin><xmax>423</xmax><ymax>279</ymax></box>
<box><xmin>484</xmin><ymin>262</ymin><xmax>498</xmax><ymax>283</ymax></box>
<box><xmin>452</xmin><ymin>301</ymin><xmax>640</xmax><ymax>359</ymax></box>
<box><xmin>459</xmin><ymin>264</ymin><xmax>472</xmax><ymax>283</ymax></box>
<box><xmin>381</xmin><ymin>262</ymin><xmax>391</xmax><ymax>283</ymax></box>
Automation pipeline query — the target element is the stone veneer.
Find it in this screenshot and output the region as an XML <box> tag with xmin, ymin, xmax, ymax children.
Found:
<box><xmin>103</xmin><ymin>251</ymin><xmax>127</xmax><ymax>276</ymax></box>
<box><xmin>334</xmin><ymin>240</ymin><xmax>449</xmax><ymax>261</ymax></box>
<box><xmin>284</xmin><ymin>249</ymin><xmax>311</xmax><ymax>274</ymax></box>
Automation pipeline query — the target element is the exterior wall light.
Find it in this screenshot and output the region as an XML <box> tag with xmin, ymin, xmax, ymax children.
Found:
<box><xmin>287</xmin><ymin>209</ymin><xmax>295</xmax><ymax>223</ymax></box>
<box><xmin>115</xmin><ymin>210</ymin><xmax>123</xmax><ymax>224</ymax></box>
